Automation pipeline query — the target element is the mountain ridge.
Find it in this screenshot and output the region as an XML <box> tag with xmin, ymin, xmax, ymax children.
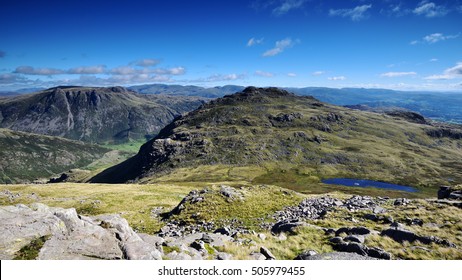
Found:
<box><xmin>91</xmin><ymin>87</ymin><xmax>462</xmax><ymax>192</ymax></box>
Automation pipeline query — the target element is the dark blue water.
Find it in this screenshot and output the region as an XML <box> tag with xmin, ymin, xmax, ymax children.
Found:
<box><xmin>322</xmin><ymin>178</ymin><xmax>418</xmax><ymax>193</ymax></box>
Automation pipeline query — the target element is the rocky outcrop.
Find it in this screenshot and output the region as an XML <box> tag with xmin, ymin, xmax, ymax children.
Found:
<box><xmin>0</xmin><ymin>204</ymin><xmax>161</xmax><ymax>260</ymax></box>
<box><xmin>438</xmin><ymin>186</ymin><xmax>462</xmax><ymax>200</ymax></box>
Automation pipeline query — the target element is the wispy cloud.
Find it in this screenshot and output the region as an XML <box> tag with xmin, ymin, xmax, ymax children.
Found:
<box><xmin>413</xmin><ymin>1</ymin><xmax>448</xmax><ymax>18</ymax></box>
<box><xmin>203</xmin><ymin>73</ymin><xmax>247</xmax><ymax>82</ymax></box>
<box><xmin>262</xmin><ymin>38</ymin><xmax>296</xmax><ymax>57</ymax></box>
<box><xmin>131</xmin><ymin>58</ymin><xmax>160</xmax><ymax>67</ymax></box>
<box><xmin>328</xmin><ymin>76</ymin><xmax>346</xmax><ymax>81</ymax></box>
<box><xmin>423</xmin><ymin>33</ymin><xmax>459</xmax><ymax>43</ymax></box>
<box><xmin>0</xmin><ymin>51</ymin><xmax>5</xmax><ymax>58</ymax></box>
<box><xmin>255</xmin><ymin>70</ymin><xmax>274</xmax><ymax>77</ymax></box>
<box><xmin>247</xmin><ymin>37</ymin><xmax>264</xmax><ymax>47</ymax></box>
<box><xmin>153</xmin><ymin>67</ymin><xmax>185</xmax><ymax>75</ymax></box>
<box><xmin>287</xmin><ymin>72</ymin><xmax>297</xmax><ymax>77</ymax></box>
<box><xmin>411</xmin><ymin>33</ymin><xmax>460</xmax><ymax>45</ymax></box>
<box><xmin>14</xmin><ymin>66</ymin><xmax>65</xmax><ymax>75</ymax></box>
<box><xmin>0</xmin><ymin>73</ymin><xmax>28</xmax><ymax>84</ymax></box>
<box><xmin>380</xmin><ymin>71</ymin><xmax>417</xmax><ymax>78</ymax></box>
<box><xmin>329</xmin><ymin>4</ymin><xmax>372</xmax><ymax>21</ymax></box>
<box><xmin>312</xmin><ymin>71</ymin><xmax>325</xmax><ymax>76</ymax></box>
<box><xmin>68</xmin><ymin>65</ymin><xmax>106</xmax><ymax>74</ymax></box>
<box><xmin>429</xmin><ymin>58</ymin><xmax>438</xmax><ymax>62</ymax></box>
<box><xmin>272</xmin><ymin>0</ymin><xmax>307</xmax><ymax>16</ymax></box>
<box><xmin>425</xmin><ymin>62</ymin><xmax>462</xmax><ymax>80</ymax></box>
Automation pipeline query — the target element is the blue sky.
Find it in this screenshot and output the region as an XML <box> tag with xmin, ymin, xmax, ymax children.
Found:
<box><xmin>1</xmin><ymin>0</ymin><xmax>461</xmax><ymax>91</ymax></box>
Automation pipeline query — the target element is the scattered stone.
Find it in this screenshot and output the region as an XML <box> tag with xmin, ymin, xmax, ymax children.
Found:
<box><xmin>249</xmin><ymin>252</ymin><xmax>266</xmax><ymax>260</ymax></box>
<box><xmin>405</xmin><ymin>218</ymin><xmax>423</xmax><ymax>226</ymax></box>
<box><xmin>302</xmin><ymin>252</ymin><xmax>377</xmax><ymax>260</ymax></box>
<box><xmin>260</xmin><ymin>246</ymin><xmax>276</xmax><ymax>260</ymax></box>
<box><xmin>344</xmin><ymin>235</ymin><xmax>365</xmax><ymax>244</ymax></box>
<box><xmin>329</xmin><ymin>237</ymin><xmax>344</xmax><ymax>244</ymax></box>
<box><xmin>216</xmin><ymin>252</ymin><xmax>233</xmax><ymax>260</ymax></box>
<box><xmin>294</xmin><ymin>250</ymin><xmax>318</xmax><ymax>260</ymax></box>
<box><xmin>271</xmin><ymin>220</ymin><xmax>305</xmax><ymax>234</ymax></box>
<box><xmin>219</xmin><ymin>185</ymin><xmax>244</xmax><ymax>201</ymax></box>
<box><xmin>214</xmin><ymin>227</ymin><xmax>231</xmax><ymax>236</ymax></box>
<box><xmin>258</xmin><ymin>233</ymin><xmax>266</xmax><ymax>240</ymax></box>
<box><xmin>381</xmin><ymin>227</ymin><xmax>456</xmax><ymax>247</ymax></box>
<box><xmin>394</xmin><ymin>198</ymin><xmax>411</xmax><ymax>206</ymax></box>
<box><xmin>367</xmin><ymin>247</ymin><xmax>392</xmax><ymax>260</ymax></box>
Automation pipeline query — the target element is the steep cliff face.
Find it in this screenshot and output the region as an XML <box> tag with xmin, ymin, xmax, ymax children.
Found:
<box><xmin>0</xmin><ymin>86</ymin><xmax>206</xmax><ymax>143</ymax></box>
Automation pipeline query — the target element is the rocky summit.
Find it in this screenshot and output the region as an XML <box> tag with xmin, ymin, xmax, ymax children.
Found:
<box><xmin>91</xmin><ymin>87</ymin><xmax>462</xmax><ymax>190</ymax></box>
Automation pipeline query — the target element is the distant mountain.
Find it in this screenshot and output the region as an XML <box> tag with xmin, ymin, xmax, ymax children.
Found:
<box><xmin>0</xmin><ymin>86</ymin><xmax>207</xmax><ymax>143</ymax></box>
<box><xmin>91</xmin><ymin>87</ymin><xmax>462</xmax><ymax>190</ymax></box>
<box><xmin>129</xmin><ymin>84</ymin><xmax>245</xmax><ymax>98</ymax></box>
<box><xmin>0</xmin><ymin>128</ymin><xmax>111</xmax><ymax>183</ymax></box>
<box><xmin>287</xmin><ymin>87</ymin><xmax>462</xmax><ymax>124</ymax></box>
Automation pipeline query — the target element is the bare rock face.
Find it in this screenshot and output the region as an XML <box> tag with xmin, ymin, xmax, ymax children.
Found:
<box><xmin>0</xmin><ymin>203</ymin><xmax>162</xmax><ymax>260</ymax></box>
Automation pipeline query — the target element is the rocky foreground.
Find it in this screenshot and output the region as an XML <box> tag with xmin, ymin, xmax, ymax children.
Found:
<box><xmin>1</xmin><ymin>186</ymin><xmax>461</xmax><ymax>260</ymax></box>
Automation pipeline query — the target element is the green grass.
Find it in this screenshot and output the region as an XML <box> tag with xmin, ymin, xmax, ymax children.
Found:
<box><xmin>101</xmin><ymin>138</ymin><xmax>146</xmax><ymax>154</ymax></box>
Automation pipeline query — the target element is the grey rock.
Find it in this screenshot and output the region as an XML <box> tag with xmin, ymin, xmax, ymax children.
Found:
<box><xmin>381</xmin><ymin>228</ymin><xmax>419</xmax><ymax>243</ymax></box>
<box><xmin>294</xmin><ymin>250</ymin><xmax>318</xmax><ymax>260</ymax></box>
<box><xmin>0</xmin><ymin>204</ymin><xmax>66</xmax><ymax>259</ymax></box>
<box><xmin>367</xmin><ymin>247</ymin><xmax>392</xmax><ymax>260</ymax></box>
<box><xmin>190</xmin><ymin>240</ymin><xmax>206</xmax><ymax>252</ymax></box>
<box><xmin>373</xmin><ymin>206</ymin><xmax>386</xmax><ymax>214</ymax></box>
<box><xmin>344</xmin><ymin>242</ymin><xmax>368</xmax><ymax>256</ymax></box>
<box><xmin>214</xmin><ymin>227</ymin><xmax>231</xmax><ymax>236</ymax></box>
<box><xmin>271</xmin><ymin>220</ymin><xmax>305</xmax><ymax>234</ymax></box>
<box><xmin>344</xmin><ymin>235</ymin><xmax>365</xmax><ymax>244</ymax></box>
<box><xmin>249</xmin><ymin>252</ymin><xmax>266</xmax><ymax>260</ymax></box>
<box><xmin>301</xmin><ymin>252</ymin><xmax>377</xmax><ymax>260</ymax></box>
<box><xmin>216</xmin><ymin>252</ymin><xmax>233</xmax><ymax>260</ymax></box>
<box><xmin>260</xmin><ymin>246</ymin><xmax>276</xmax><ymax>260</ymax></box>
<box><xmin>329</xmin><ymin>237</ymin><xmax>344</xmax><ymax>244</ymax></box>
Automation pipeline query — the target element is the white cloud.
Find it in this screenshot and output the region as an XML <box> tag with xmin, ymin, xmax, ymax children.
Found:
<box><xmin>287</xmin><ymin>73</ymin><xmax>297</xmax><ymax>77</ymax></box>
<box><xmin>380</xmin><ymin>72</ymin><xmax>417</xmax><ymax>78</ymax></box>
<box><xmin>255</xmin><ymin>70</ymin><xmax>274</xmax><ymax>77</ymax></box>
<box><xmin>204</xmin><ymin>73</ymin><xmax>247</xmax><ymax>82</ymax></box>
<box><xmin>423</xmin><ymin>33</ymin><xmax>459</xmax><ymax>43</ymax></box>
<box><xmin>110</xmin><ymin>66</ymin><xmax>136</xmax><ymax>75</ymax></box>
<box><xmin>328</xmin><ymin>76</ymin><xmax>346</xmax><ymax>81</ymax></box>
<box><xmin>429</xmin><ymin>58</ymin><xmax>438</xmax><ymax>62</ymax></box>
<box><xmin>262</xmin><ymin>38</ymin><xmax>296</xmax><ymax>57</ymax></box>
<box><xmin>272</xmin><ymin>0</ymin><xmax>307</xmax><ymax>16</ymax></box>
<box><xmin>247</xmin><ymin>37</ymin><xmax>264</xmax><ymax>47</ymax></box>
<box><xmin>312</xmin><ymin>71</ymin><xmax>325</xmax><ymax>76</ymax></box>
<box><xmin>131</xmin><ymin>59</ymin><xmax>160</xmax><ymax>67</ymax></box>
<box><xmin>411</xmin><ymin>33</ymin><xmax>459</xmax><ymax>45</ymax></box>
<box><xmin>153</xmin><ymin>67</ymin><xmax>185</xmax><ymax>75</ymax></box>
<box><xmin>0</xmin><ymin>73</ymin><xmax>28</xmax><ymax>84</ymax></box>
<box><xmin>67</xmin><ymin>65</ymin><xmax>106</xmax><ymax>74</ymax></box>
<box><xmin>329</xmin><ymin>4</ymin><xmax>372</xmax><ymax>21</ymax></box>
<box><xmin>14</xmin><ymin>66</ymin><xmax>65</xmax><ymax>75</ymax></box>
<box><xmin>413</xmin><ymin>1</ymin><xmax>448</xmax><ymax>18</ymax></box>
<box><xmin>110</xmin><ymin>66</ymin><xmax>185</xmax><ymax>76</ymax></box>
<box><xmin>424</xmin><ymin>62</ymin><xmax>462</xmax><ymax>80</ymax></box>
